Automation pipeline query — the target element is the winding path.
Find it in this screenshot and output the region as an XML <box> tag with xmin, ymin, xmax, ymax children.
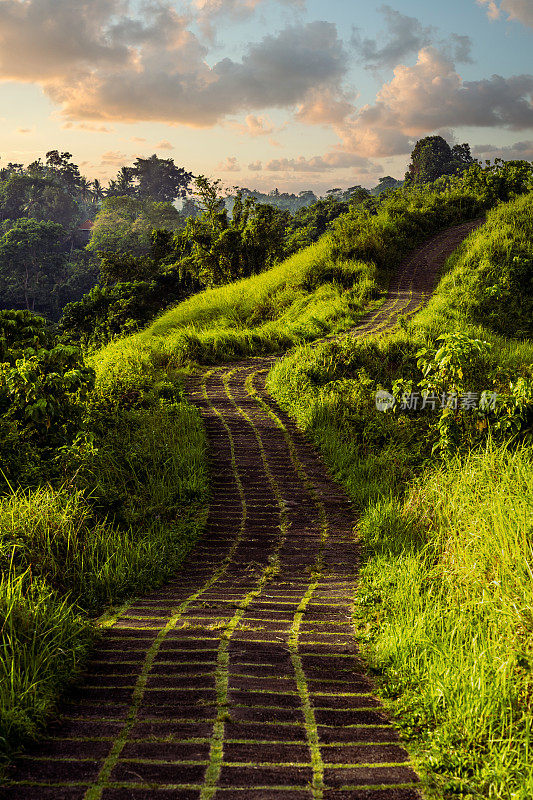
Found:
<box><xmin>2</xmin><ymin>220</ymin><xmax>481</xmax><ymax>800</ymax></box>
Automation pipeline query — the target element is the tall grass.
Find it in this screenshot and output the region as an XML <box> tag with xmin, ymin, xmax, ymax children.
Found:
<box><xmin>267</xmin><ymin>192</ymin><xmax>533</xmax><ymax>797</ymax></box>
<box><xmin>0</xmin><ymin>385</ymin><xmax>208</xmax><ymax>760</ymax></box>
<box><xmin>0</xmin><ymin>568</ymin><xmax>92</xmax><ymax>751</ymax></box>
<box><xmin>414</xmin><ymin>191</ymin><xmax>533</xmax><ymax>338</ymax></box>
<box><xmin>93</xmin><ymin>181</ymin><xmax>492</xmax><ymax>393</ymax></box>
<box><xmin>355</xmin><ymin>443</ymin><xmax>533</xmax><ymax>798</ymax></box>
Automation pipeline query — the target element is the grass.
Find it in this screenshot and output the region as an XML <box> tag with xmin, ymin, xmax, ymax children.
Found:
<box><xmin>267</xmin><ymin>192</ymin><xmax>533</xmax><ymax>798</ymax></box>
<box><xmin>1</xmin><ymin>175</ymin><xmax>530</xmax><ymax>782</ymax></box>
<box><xmin>354</xmin><ymin>443</ymin><xmax>533</xmax><ymax>798</ymax></box>
<box><xmin>92</xmin><ymin>179</ymin><xmax>494</xmax><ymax>395</ymax></box>
<box><xmin>0</xmin><ymin>379</ymin><xmax>208</xmax><ymax>762</ymax></box>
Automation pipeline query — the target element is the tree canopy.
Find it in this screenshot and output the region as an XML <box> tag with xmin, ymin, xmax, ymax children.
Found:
<box><xmin>405</xmin><ymin>136</ymin><xmax>475</xmax><ymax>185</ymax></box>
<box><xmin>107</xmin><ymin>156</ymin><xmax>193</xmax><ymax>203</ymax></box>
<box><xmin>87</xmin><ymin>196</ymin><xmax>183</xmax><ymax>261</ymax></box>
<box><xmin>0</xmin><ymin>219</ymin><xmax>65</xmax><ymax>312</ymax></box>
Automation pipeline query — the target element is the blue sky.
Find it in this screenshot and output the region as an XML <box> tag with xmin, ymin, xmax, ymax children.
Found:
<box><xmin>0</xmin><ymin>0</ymin><xmax>531</xmax><ymax>193</ymax></box>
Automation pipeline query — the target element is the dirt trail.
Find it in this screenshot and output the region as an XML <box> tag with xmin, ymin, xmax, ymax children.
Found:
<box><xmin>2</xmin><ymin>220</ymin><xmax>482</xmax><ymax>800</ymax></box>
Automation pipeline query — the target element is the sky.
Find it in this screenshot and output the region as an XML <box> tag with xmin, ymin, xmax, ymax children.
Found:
<box><xmin>0</xmin><ymin>0</ymin><xmax>532</xmax><ymax>193</ymax></box>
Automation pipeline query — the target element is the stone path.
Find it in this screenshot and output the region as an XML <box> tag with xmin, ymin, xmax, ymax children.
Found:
<box><xmin>1</xmin><ymin>220</ymin><xmax>482</xmax><ymax>800</ymax></box>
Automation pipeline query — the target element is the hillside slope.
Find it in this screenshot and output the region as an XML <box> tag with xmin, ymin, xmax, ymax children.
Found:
<box><xmin>268</xmin><ymin>192</ymin><xmax>533</xmax><ymax>799</ymax></box>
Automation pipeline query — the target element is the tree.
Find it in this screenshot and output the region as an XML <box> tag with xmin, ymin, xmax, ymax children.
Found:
<box><xmin>133</xmin><ymin>155</ymin><xmax>192</xmax><ymax>202</ymax></box>
<box><xmin>0</xmin><ymin>219</ymin><xmax>66</xmax><ymax>312</ymax></box>
<box><xmin>44</xmin><ymin>151</ymin><xmax>84</xmax><ymax>194</ymax></box>
<box><xmin>405</xmin><ymin>136</ymin><xmax>474</xmax><ymax>185</ymax></box>
<box><xmin>0</xmin><ymin>310</ymin><xmax>94</xmax><ymax>486</ymax></box>
<box><xmin>171</xmin><ymin>179</ymin><xmax>289</xmax><ymax>287</ymax></box>
<box><xmin>371</xmin><ymin>176</ymin><xmax>403</xmax><ymax>196</ymax></box>
<box><xmin>285</xmin><ymin>194</ymin><xmax>351</xmax><ymax>254</ymax></box>
<box><xmin>451</xmin><ymin>143</ymin><xmax>475</xmax><ymax>171</ymax></box>
<box><xmin>91</xmin><ymin>179</ymin><xmax>105</xmax><ymax>202</ymax></box>
<box><xmin>87</xmin><ymin>196</ymin><xmax>183</xmax><ymax>262</ymax></box>
<box><xmin>0</xmin><ymin>174</ymin><xmax>80</xmax><ymax>229</ymax></box>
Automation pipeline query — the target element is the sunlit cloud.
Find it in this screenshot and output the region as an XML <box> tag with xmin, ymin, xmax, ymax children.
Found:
<box><xmin>478</xmin><ymin>0</ymin><xmax>533</xmax><ymax>28</ymax></box>
<box><xmin>62</xmin><ymin>121</ymin><xmax>113</xmax><ymax>132</ymax></box>
<box><xmin>332</xmin><ymin>46</ymin><xmax>533</xmax><ymax>158</ymax></box>
<box><xmin>228</xmin><ymin>114</ymin><xmax>277</xmax><ymax>137</ymax></box>
<box><xmin>100</xmin><ymin>150</ymin><xmax>128</xmax><ymax>166</ymax></box>
<box><xmin>218</xmin><ymin>156</ymin><xmax>241</xmax><ymax>171</ymax></box>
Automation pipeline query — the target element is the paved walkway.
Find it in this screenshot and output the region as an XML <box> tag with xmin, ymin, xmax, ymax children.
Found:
<box><xmin>2</xmin><ymin>221</ymin><xmax>482</xmax><ymax>800</ymax></box>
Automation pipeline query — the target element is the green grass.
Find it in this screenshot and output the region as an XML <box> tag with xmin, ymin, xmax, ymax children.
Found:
<box><xmin>354</xmin><ymin>443</ymin><xmax>533</xmax><ymax>798</ymax></box>
<box><xmin>267</xmin><ymin>193</ymin><xmax>533</xmax><ymax>798</ymax></box>
<box><xmin>414</xmin><ymin>191</ymin><xmax>533</xmax><ymax>339</ymax></box>
<box><xmin>0</xmin><ymin>381</ymin><xmax>208</xmax><ymax>762</ymax></box>
<box><xmin>1</xmin><ymin>176</ymin><xmax>530</xmax><ymax>782</ymax></box>
<box><xmin>92</xmin><ymin>180</ymin><xmax>494</xmax><ymax>395</ymax></box>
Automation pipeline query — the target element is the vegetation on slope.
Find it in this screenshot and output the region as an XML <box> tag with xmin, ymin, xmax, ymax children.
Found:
<box><xmin>1</xmin><ymin>156</ymin><xmax>531</xmax><ymax>785</ymax></box>
<box><xmin>267</xmin><ymin>191</ymin><xmax>533</xmax><ymax>798</ymax></box>
<box><xmin>0</xmin><ymin>318</ymin><xmax>208</xmax><ymax>759</ymax></box>
<box><xmin>93</xmin><ymin>160</ymin><xmax>529</xmax><ymax>393</ymax></box>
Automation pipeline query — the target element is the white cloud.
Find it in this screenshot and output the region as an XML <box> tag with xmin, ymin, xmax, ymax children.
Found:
<box><xmin>334</xmin><ymin>46</ymin><xmax>533</xmax><ymax>158</ymax></box>
<box><xmin>248</xmin><ymin>160</ymin><xmax>263</xmax><ymax>171</ymax></box>
<box><xmin>155</xmin><ymin>139</ymin><xmax>174</xmax><ymax>149</ymax></box>
<box><xmin>473</xmin><ymin>139</ymin><xmax>533</xmax><ymax>159</ymax></box>
<box><xmin>478</xmin><ymin>0</ymin><xmax>533</xmax><ymax>28</ymax></box>
<box><xmin>0</xmin><ymin>5</ymin><xmax>348</xmax><ymax>127</ymax></box>
<box><xmin>218</xmin><ymin>156</ymin><xmax>241</xmax><ymax>172</ymax></box>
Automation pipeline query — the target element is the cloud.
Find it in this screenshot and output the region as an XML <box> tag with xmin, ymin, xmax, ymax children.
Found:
<box><xmin>351</xmin><ymin>5</ymin><xmax>472</xmax><ymax>72</ymax></box>
<box><xmin>248</xmin><ymin>160</ymin><xmax>262</xmax><ymax>171</ymax></box>
<box><xmin>193</xmin><ymin>0</ymin><xmax>305</xmax><ymax>38</ymax></box>
<box><xmin>100</xmin><ymin>150</ymin><xmax>128</xmax><ymax>166</ymax></box>
<box><xmin>155</xmin><ymin>139</ymin><xmax>174</xmax><ymax>149</ymax></box>
<box><xmin>478</xmin><ymin>0</ymin><xmax>533</xmax><ymax>28</ymax></box>
<box><xmin>0</xmin><ymin>5</ymin><xmax>348</xmax><ymax>127</ymax></box>
<box><xmin>131</xmin><ymin>136</ymin><xmax>147</xmax><ymax>142</ymax></box>
<box><xmin>218</xmin><ymin>156</ymin><xmax>241</xmax><ymax>172</ymax></box>
<box><xmin>379</xmin><ymin>48</ymin><xmax>533</xmax><ymax>131</ymax></box>
<box><xmin>336</xmin><ymin>46</ymin><xmax>533</xmax><ymax>158</ymax></box>
<box><xmin>447</xmin><ymin>34</ymin><xmax>474</xmax><ymax>64</ymax></box>
<box><xmin>296</xmin><ymin>86</ymin><xmax>356</xmax><ymax>125</ymax></box>
<box><xmin>265</xmin><ymin>152</ymin><xmax>376</xmax><ymax>173</ymax></box>
<box><xmin>351</xmin><ymin>5</ymin><xmax>433</xmax><ymax>70</ymax></box>
<box><xmin>16</xmin><ymin>127</ymin><xmax>33</xmax><ymax>134</ymax></box>
<box><xmin>473</xmin><ymin>139</ymin><xmax>533</xmax><ymax>159</ymax></box>
<box><xmin>228</xmin><ymin>114</ymin><xmax>276</xmax><ymax>136</ymax></box>
<box><xmin>62</xmin><ymin>121</ymin><xmax>113</xmax><ymax>132</ymax></box>
<box><xmin>0</xmin><ymin>0</ymin><xmax>131</xmax><ymax>82</ymax></box>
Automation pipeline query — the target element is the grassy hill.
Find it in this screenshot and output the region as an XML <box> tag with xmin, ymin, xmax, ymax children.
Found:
<box><xmin>0</xmin><ymin>169</ymin><xmax>532</xmax><ymax>798</ymax></box>
<box><xmin>92</xmin><ymin>174</ymin><xmax>497</xmax><ymax>394</ymax></box>
<box><xmin>268</xmin><ymin>192</ymin><xmax>533</xmax><ymax>798</ymax></box>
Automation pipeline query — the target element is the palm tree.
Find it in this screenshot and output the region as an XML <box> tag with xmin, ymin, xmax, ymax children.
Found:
<box><xmin>78</xmin><ymin>177</ymin><xmax>92</xmax><ymax>202</ymax></box>
<box><xmin>91</xmin><ymin>179</ymin><xmax>105</xmax><ymax>202</ymax></box>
